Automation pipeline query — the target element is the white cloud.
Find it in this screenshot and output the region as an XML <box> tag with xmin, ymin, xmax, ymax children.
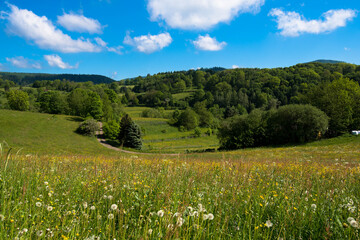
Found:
<box><xmin>344</xmin><ymin>47</ymin><xmax>351</xmax><ymax>51</ymax></box>
<box><xmin>192</xmin><ymin>34</ymin><xmax>226</xmax><ymax>51</ymax></box>
<box><xmin>2</xmin><ymin>4</ymin><xmax>101</xmax><ymax>53</ymax></box>
<box><xmin>57</xmin><ymin>13</ymin><xmax>103</xmax><ymax>34</ymax></box>
<box><xmin>147</xmin><ymin>0</ymin><xmax>265</xmax><ymax>30</ymax></box>
<box><xmin>124</xmin><ymin>32</ymin><xmax>172</xmax><ymax>54</ymax></box>
<box><xmin>6</xmin><ymin>56</ymin><xmax>41</xmax><ymax>69</ymax></box>
<box><xmin>44</xmin><ymin>54</ymin><xmax>78</xmax><ymax>69</ymax></box>
<box><xmin>95</xmin><ymin>37</ymin><xmax>122</xmax><ymax>54</ymax></box>
<box><xmin>232</xmin><ymin>65</ymin><xmax>240</xmax><ymax>69</ymax></box>
<box><xmin>269</xmin><ymin>8</ymin><xmax>357</xmax><ymax>37</ymax></box>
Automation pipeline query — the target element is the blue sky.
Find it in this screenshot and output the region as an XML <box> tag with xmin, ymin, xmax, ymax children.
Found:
<box><xmin>0</xmin><ymin>0</ymin><xmax>359</xmax><ymax>80</ymax></box>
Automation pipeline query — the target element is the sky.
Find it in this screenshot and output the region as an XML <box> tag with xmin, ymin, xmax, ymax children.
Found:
<box><xmin>0</xmin><ymin>0</ymin><xmax>359</xmax><ymax>80</ymax></box>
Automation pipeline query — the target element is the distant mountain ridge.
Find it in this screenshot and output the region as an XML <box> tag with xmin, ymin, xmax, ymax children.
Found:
<box><xmin>0</xmin><ymin>72</ymin><xmax>115</xmax><ymax>85</ymax></box>
<box><xmin>309</xmin><ymin>59</ymin><xmax>345</xmax><ymax>64</ymax></box>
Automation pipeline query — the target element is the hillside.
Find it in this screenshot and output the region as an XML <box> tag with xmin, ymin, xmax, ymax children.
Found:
<box><xmin>0</xmin><ymin>72</ymin><xmax>115</xmax><ymax>85</ymax></box>
<box><xmin>0</xmin><ymin>109</ymin><xmax>116</xmax><ymax>155</ymax></box>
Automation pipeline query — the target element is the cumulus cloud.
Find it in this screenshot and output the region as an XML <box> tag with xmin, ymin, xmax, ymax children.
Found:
<box><xmin>123</xmin><ymin>32</ymin><xmax>172</xmax><ymax>54</ymax></box>
<box><xmin>147</xmin><ymin>0</ymin><xmax>265</xmax><ymax>30</ymax></box>
<box><xmin>44</xmin><ymin>54</ymin><xmax>78</xmax><ymax>69</ymax></box>
<box><xmin>192</xmin><ymin>34</ymin><xmax>226</xmax><ymax>51</ymax></box>
<box><xmin>6</xmin><ymin>56</ymin><xmax>41</xmax><ymax>69</ymax></box>
<box><xmin>269</xmin><ymin>8</ymin><xmax>357</xmax><ymax>37</ymax></box>
<box><xmin>57</xmin><ymin>13</ymin><xmax>103</xmax><ymax>34</ymax></box>
<box><xmin>95</xmin><ymin>37</ymin><xmax>122</xmax><ymax>54</ymax></box>
<box><xmin>232</xmin><ymin>65</ymin><xmax>240</xmax><ymax>69</ymax></box>
<box><xmin>1</xmin><ymin>4</ymin><xmax>101</xmax><ymax>53</ymax></box>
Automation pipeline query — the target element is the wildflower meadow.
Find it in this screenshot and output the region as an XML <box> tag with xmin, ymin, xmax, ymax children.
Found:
<box><xmin>1</xmin><ymin>144</ymin><xmax>360</xmax><ymax>239</ymax></box>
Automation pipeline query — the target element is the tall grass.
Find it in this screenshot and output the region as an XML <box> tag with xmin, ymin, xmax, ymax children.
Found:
<box><xmin>1</xmin><ymin>152</ymin><xmax>360</xmax><ymax>239</ymax></box>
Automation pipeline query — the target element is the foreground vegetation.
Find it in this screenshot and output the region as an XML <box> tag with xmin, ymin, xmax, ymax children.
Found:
<box><xmin>1</xmin><ymin>137</ymin><xmax>360</xmax><ymax>239</ymax></box>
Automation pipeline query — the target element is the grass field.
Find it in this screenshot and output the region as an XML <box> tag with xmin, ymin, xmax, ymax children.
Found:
<box><xmin>124</xmin><ymin>107</ymin><xmax>219</xmax><ymax>153</ymax></box>
<box><xmin>1</xmin><ymin>109</ymin><xmax>360</xmax><ymax>238</ymax></box>
<box><xmin>1</xmin><ymin>136</ymin><xmax>360</xmax><ymax>239</ymax></box>
<box><xmin>0</xmin><ymin>109</ymin><xmax>116</xmax><ymax>156</ymax></box>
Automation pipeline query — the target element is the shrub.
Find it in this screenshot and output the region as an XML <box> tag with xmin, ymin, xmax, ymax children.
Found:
<box><xmin>76</xmin><ymin>118</ymin><xmax>100</xmax><ymax>136</ymax></box>
<box><xmin>194</xmin><ymin>127</ymin><xmax>201</xmax><ymax>137</ymax></box>
<box><xmin>6</xmin><ymin>90</ymin><xmax>29</xmax><ymax>111</ymax></box>
<box><xmin>141</xmin><ymin>108</ymin><xmax>163</xmax><ymax>118</ymax></box>
<box><xmin>177</xmin><ymin>108</ymin><xmax>199</xmax><ymax>130</ymax></box>
<box><xmin>103</xmin><ymin>120</ymin><xmax>120</xmax><ymax>140</ymax></box>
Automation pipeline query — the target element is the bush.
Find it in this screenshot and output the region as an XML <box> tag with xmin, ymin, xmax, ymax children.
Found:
<box><xmin>6</xmin><ymin>90</ymin><xmax>29</xmax><ymax>111</ymax></box>
<box><xmin>194</xmin><ymin>127</ymin><xmax>201</xmax><ymax>137</ymax></box>
<box><xmin>177</xmin><ymin>108</ymin><xmax>199</xmax><ymax>130</ymax></box>
<box><xmin>76</xmin><ymin>119</ymin><xmax>100</xmax><ymax>136</ymax></box>
<box><xmin>103</xmin><ymin>120</ymin><xmax>120</xmax><ymax>140</ymax></box>
<box><xmin>141</xmin><ymin>108</ymin><xmax>163</xmax><ymax>118</ymax></box>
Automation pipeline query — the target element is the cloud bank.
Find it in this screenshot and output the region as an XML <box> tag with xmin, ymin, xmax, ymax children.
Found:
<box><xmin>269</xmin><ymin>8</ymin><xmax>357</xmax><ymax>37</ymax></box>
<box><xmin>147</xmin><ymin>0</ymin><xmax>265</xmax><ymax>30</ymax></box>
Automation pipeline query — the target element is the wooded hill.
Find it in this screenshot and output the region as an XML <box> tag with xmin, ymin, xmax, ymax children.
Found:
<box><xmin>0</xmin><ymin>72</ymin><xmax>114</xmax><ymax>85</ymax></box>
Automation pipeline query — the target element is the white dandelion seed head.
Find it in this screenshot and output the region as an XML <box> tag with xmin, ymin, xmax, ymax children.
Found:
<box><xmin>44</xmin><ymin>182</ymin><xmax>48</xmax><ymax>185</ymax></box>
<box><xmin>350</xmin><ymin>220</ymin><xmax>359</xmax><ymax>228</ymax></box>
<box><xmin>348</xmin><ymin>217</ymin><xmax>355</xmax><ymax>223</ymax></box>
<box><xmin>36</xmin><ymin>202</ymin><xmax>42</xmax><ymax>207</ymax></box>
<box><xmin>311</xmin><ymin>204</ymin><xmax>317</xmax><ymax>210</ymax></box>
<box><xmin>36</xmin><ymin>230</ymin><xmax>44</xmax><ymax>236</ymax></box>
<box><xmin>22</xmin><ymin>228</ymin><xmax>28</xmax><ymax>233</ymax></box>
<box><xmin>177</xmin><ymin>217</ymin><xmax>185</xmax><ymax>226</ymax></box>
<box><xmin>83</xmin><ymin>202</ymin><xmax>88</xmax><ymax>208</ymax></box>
<box><xmin>47</xmin><ymin>206</ymin><xmax>53</xmax><ymax>211</ymax></box>
<box><xmin>111</xmin><ymin>204</ymin><xmax>118</xmax><ymax>210</ymax></box>
<box><xmin>108</xmin><ymin>213</ymin><xmax>114</xmax><ymax>220</ymax></box>
<box><xmin>203</xmin><ymin>214</ymin><xmax>209</xmax><ymax>220</ymax></box>
<box><xmin>108</xmin><ymin>195</ymin><xmax>113</xmax><ymax>200</ymax></box>
<box><xmin>208</xmin><ymin>213</ymin><xmax>214</xmax><ymax>220</ymax></box>
<box><xmin>148</xmin><ymin>229</ymin><xmax>153</xmax><ymax>235</ymax></box>
<box><xmin>90</xmin><ymin>206</ymin><xmax>96</xmax><ymax>211</ymax></box>
<box><xmin>265</xmin><ymin>220</ymin><xmax>273</xmax><ymax>228</ymax></box>
<box><xmin>157</xmin><ymin>210</ymin><xmax>164</xmax><ymax>217</ymax></box>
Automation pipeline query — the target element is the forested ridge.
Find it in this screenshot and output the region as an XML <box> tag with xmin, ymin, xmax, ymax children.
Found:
<box><xmin>0</xmin><ymin>72</ymin><xmax>114</xmax><ymax>85</ymax></box>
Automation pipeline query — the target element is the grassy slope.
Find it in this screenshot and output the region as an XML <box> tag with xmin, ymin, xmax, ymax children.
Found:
<box><xmin>0</xmin><ymin>109</ymin><xmax>117</xmax><ymax>156</ymax></box>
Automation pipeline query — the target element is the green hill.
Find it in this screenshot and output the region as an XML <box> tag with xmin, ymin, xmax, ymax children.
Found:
<box><xmin>0</xmin><ymin>109</ymin><xmax>116</xmax><ymax>155</ymax></box>
<box><xmin>309</xmin><ymin>59</ymin><xmax>345</xmax><ymax>64</ymax></box>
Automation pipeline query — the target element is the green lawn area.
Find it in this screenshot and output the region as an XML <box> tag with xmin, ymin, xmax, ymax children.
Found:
<box><xmin>0</xmin><ymin>109</ymin><xmax>117</xmax><ymax>156</ymax></box>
